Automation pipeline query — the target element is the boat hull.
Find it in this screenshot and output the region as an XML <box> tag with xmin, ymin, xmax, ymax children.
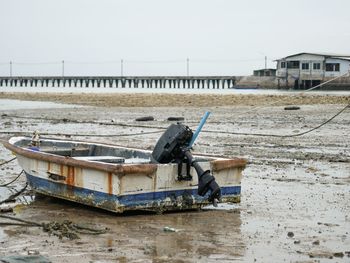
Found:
<box><xmin>4</xmin><ymin>137</ymin><xmax>246</xmax><ymax>213</ymax></box>
<box><xmin>25</xmin><ymin>171</ymin><xmax>241</xmax><ymax>213</ymax></box>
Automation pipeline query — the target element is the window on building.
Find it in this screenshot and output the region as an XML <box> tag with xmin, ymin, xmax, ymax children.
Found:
<box><xmin>313</xmin><ymin>63</ymin><xmax>321</xmax><ymax>70</ymax></box>
<box><xmin>301</xmin><ymin>63</ymin><xmax>309</xmax><ymax>70</ymax></box>
<box><xmin>325</xmin><ymin>63</ymin><xmax>340</xmax><ymax>72</ymax></box>
<box><xmin>287</xmin><ymin>61</ymin><xmax>300</xmax><ymax>69</ymax></box>
<box><xmin>281</xmin><ymin>61</ymin><xmax>286</xmax><ymax>68</ymax></box>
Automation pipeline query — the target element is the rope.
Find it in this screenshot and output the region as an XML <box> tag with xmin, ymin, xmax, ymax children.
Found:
<box><xmin>305</xmin><ymin>71</ymin><xmax>350</xmax><ymax>92</ymax></box>
<box><xmin>40</xmin><ymin>130</ymin><xmax>163</xmax><ymax>137</ymax></box>
<box><xmin>0</xmin><ymin>215</ymin><xmax>108</xmax><ymax>240</ymax></box>
<box><xmin>0</xmin><ymin>222</ymin><xmax>37</xmax><ymax>227</ymax></box>
<box><xmin>0</xmin><ymin>170</ymin><xmax>23</xmax><ymax>187</ymax></box>
<box><xmin>0</xmin><ymin>114</ymin><xmax>166</xmax><ymax>129</ymax></box>
<box><xmin>0</xmin><ymin>157</ymin><xmax>17</xmax><ymax>166</ymax></box>
<box><xmin>235</xmin><ymin>71</ymin><xmax>350</xmax><ymax>116</ymax></box>
<box><xmin>203</xmin><ymin>104</ymin><xmax>350</xmax><ymax>138</ymax></box>
<box><xmin>0</xmin><ymin>72</ymin><xmax>348</xmax><ymax>140</ymax></box>
<box><xmin>0</xmin><ymin>130</ymin><xmax>163</xmax><ymax>137</ymax></box>
<box><xmin>0</xmin><ymin>183</ymin><xmax>28</xmax><ymax>205</ymax></box>
<box><xmin>0</xmin><ymin>103</ymin><xmax>348</xmax><ymax>139</ymax></box>
<box><xmin>0</xmin><ymin>215</ymin><xmax>41</xmax><ymax>226</ymax></box>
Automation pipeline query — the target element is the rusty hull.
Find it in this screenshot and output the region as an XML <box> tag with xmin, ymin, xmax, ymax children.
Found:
<box><xmin>3</xmin><ymin>138</ymin><xmax>245</xmax><ymax>213</ymax></box>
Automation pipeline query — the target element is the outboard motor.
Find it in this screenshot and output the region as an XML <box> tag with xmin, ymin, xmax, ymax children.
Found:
<box><xmin>151</xmin><ymin>120</ymin><xmax>221</xmax><ymax>205</ymax></box>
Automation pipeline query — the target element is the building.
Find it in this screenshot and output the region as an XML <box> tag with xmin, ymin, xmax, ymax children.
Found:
<box><xmin>275</xmin><ymin>52</ymin><xmax>350</xmax><ymax>89</ymax></box>
<box><xmin>253</xmin><ymin>68</ymin><xmax>276</xmax><ymax>77</ymax></box>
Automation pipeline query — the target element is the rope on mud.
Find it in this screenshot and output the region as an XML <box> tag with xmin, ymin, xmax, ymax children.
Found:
<box><xmin>0</xmin><ymin>130</ymin><xmax>163</xmax><ymax>137</ymax></box>
<box><xmin>0</xmin><ymin>103</ymin><xmax>348</xmax><ymax>139</ymax></box>
<box><xmin>204</xmin><ymin>103</ymin><xmax>350</xmax><ymax>138</ymax></box>
<box><xmin>0</xmin><ymin>73</ymin><xmax>348</xmax><ymax>140</ymax></box>
<box><xmin>0</xmin><ymin>158</ymin><xmax>22</xmax><ymax>187</ymax></box>
<box><xmin>0</xmin><ymin>222</ymin><xmax>38</xmax><ymax>227</ymax></box>
<box><xmin>236</xmin><ymin>71</ymin><xmax>350</xmax><ymax>116</ymax></box>
<box><xmin>0</xmin><ymin>114</ymin><xmax>165</xmax><ymax>137</ymax></box>
<box><xmin>1</xmin><ymin>114</ymin><xmax>166</xmax><ymax>130</ymax></box>
<box><xmin>0</xmin><ymin>215</ymin><xmax>108</xmax><ymax>240</ymax></box>
<box><xmin>40</xmin><ymin>130</ymin><xmax>164</xmax><ymax>137</ymax></box>
<box><xmin>0</xmin><ymin>170</ymin><xmax>24</xmax><ymax>187</ymax></box>
<box><xmin>0</xmin><ymin>182</ymin><xmax>27</xmax><ymax>205</ymax></box>
<box><xmin>0</xmin><ymin>215</ymin><xmax>41</xmax><ymax>226</ymax></box>
<box><xmin>0</xmin><ymin>157</ymin><xmax>17</xmax><ymax>166</ymax></box>
<box><xmin>305</xmin><ymin>71</ymin><xmax>350</xmax><ymax>92</ymax></box>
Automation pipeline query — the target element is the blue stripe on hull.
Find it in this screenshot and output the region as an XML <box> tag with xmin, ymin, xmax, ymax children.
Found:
<box><xmin>25</xmin><ymin>172</ymin><xmax>241</xmax><ymax>212</ymax></box>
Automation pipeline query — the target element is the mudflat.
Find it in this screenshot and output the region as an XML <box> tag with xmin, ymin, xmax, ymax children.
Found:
<box><xmin>0</xmin><ymin>92</ymin><xmax>349</xmax><ymax>262</ymax></box>
<box><xmin>0</xmin><ymin>91</ymin><xmax>349</xmax><ymax>107</ymax></box>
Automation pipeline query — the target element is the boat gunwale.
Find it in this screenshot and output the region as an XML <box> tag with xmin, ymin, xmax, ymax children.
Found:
<box><xmin>3</xmin><ymin>137</ymin><xmax>247</xmax><ymax>175</ymax></box>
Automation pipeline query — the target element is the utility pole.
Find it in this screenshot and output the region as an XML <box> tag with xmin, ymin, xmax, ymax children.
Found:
<box><xmin>186</xmin><ymin>58</ymin><xmax>189</xmax><ymax>76</ymax></box>
<box><xmin>62</xmin><ymin>60</ymin><xmax>65</xmax><ymax>77</ymax></box>
<box><xmin>121</xmin><ymin>59</ymin><xmax>124</xmax><ymax>77</ymax></box>
<box><xmin>10</xmin><ymin>61</ymin><xmax>12</xmax><ymax>77</ymax></box>
<box><xmin>265</xmin><ymin>56</ymin><xmax>267</xmax><ymax>70</ymax></box>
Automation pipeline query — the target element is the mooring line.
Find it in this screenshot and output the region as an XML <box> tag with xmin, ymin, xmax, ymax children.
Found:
<box><xmin>235</xmin><ymin>71</ymin><xmax>350</xmax><ymax>116</ymax></box>
<box><xmin>1</xmin><ymin>114</ymin><xmax>166</xmax><ymax>130</ymax></box>
<box><xmin>0</xmin><ymin>130</ymin><xmax>163</xmax><ymax>137</ymax></box>
<box><xmin>0</xmin><ymin>72</ymin><xmax>349</xmax><ymax>140</ymax></box>
<box><xmin>0</xmin><ymin>182</ymin><xmax>28</xmax><ymax>205</ymax></box>
<box><xmin>0</xmin><ymin>157</ymin><xmax>17</xmax><ymax>166</ymax></box>
<box><xmin>0</xmin><ymin>215</ymin><xmax>41</xmax><ymax>226</ymax></box>
<box><xmin>41</xmin><ymin>104</ymin><xmax>349</xmax><ymax>139</ymax></box>
<box><xmin>41</xmin><ymin>130</ymin><xmax>164</xmax><ymax>137</ymax></box>
<box><xmin>0</xmin><ymin>170</ymin><xmax>24</xmax><ymax>187</ymax></box>
<box><xmin>0</xmin><ymin>102</ymin><xmax>348</xmax><ymax>140</ymax></box>
<box><xmin>0</xmin><ymin>214</ymin><xmax>107</xmax><ymax>240</ymax></box>
<box><xmin>203</xmin><ymin>103</ymin><xmax>350</xmax><ymax>138</ymax></box>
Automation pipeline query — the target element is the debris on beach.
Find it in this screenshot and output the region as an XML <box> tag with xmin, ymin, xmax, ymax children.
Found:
<box><xmin>0</xmin><ymin>215</ymin><xmax>108</xmax><ymax>240</ymax></box>
<box><xmin>163</xmin><ymin>226</ymin><xmax>178</xmax><ymax>232</ymax></box>
<box><xmin>42</xmin><ymin>220</ymin><xmax>108</xmax><ymax>240</ymax></box>
<box><xmin>135</xmin><ymin>116</ymin><xmax>154</xmax><ymax>121</ymax></box>
<box><xmin>167</xmin><ymin>117</ymin><xmax>184</xmax><ymax>121</ymax></box>
<box><xmin>0</xmin><ymin>255</ymin><xmax>52</xmax><ymax>263</ymax></box>
<box><xmin>284</xmin><ymin>106</ymin><xmax>301</xmax><ymax>110</ymax></box>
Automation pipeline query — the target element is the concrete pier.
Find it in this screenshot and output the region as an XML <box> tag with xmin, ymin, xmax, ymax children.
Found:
<box><xmin>0</xmin><ymin>76</ymin><xmax>235</xmax><ymax>89</ymax></box>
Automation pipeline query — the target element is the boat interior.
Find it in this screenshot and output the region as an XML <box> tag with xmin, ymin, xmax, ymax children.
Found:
<box><xmin>14</xmin><ymin>138</ymin><xmax>211</xmax><ymax>165</ymax></box>
<box><xmin>17</xmin><ymin>138</ymin><xmax>152</xmax><ymax>164</ymax></box>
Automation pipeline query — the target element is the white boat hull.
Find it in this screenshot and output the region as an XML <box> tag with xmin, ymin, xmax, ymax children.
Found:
<box><xmin>4</xmin><ymin>137</ymin><xmax>246</xmax><ymax>213</ymax></box>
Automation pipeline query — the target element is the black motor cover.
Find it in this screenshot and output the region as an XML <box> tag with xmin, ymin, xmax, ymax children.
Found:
<box><xmin>151</xmin><ymin>123</ymin><xmax>193</xmax><ymax>163</ymax></box>
<box><xmin>152</xmin><ymin>122</ymin><xmax>221</xmax><ymax>204</ymax></box>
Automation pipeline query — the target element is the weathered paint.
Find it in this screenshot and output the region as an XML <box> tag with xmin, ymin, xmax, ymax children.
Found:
<box><xmin>5</xmin><ymin>137</ymin><xmax>246</xmax><ymax>213</ymax></box>
<box><xmin>3</xmin><ymin>140</ymin><xmax>159</xmax><ymax>176</ymax></box>
<box><xmin>107</xmin><ymin>172</ymin><xmax>113</xmax><ymax>195</ymax></box>
<box><xmin>66</xmin><ymin>166</ymin><xmax>75</xmax><ymax>186</ymax></box>
<box><xmin>211</xmin><ymin>159</ymin><xmax>247</xmax><ymax>172</ymax></box>
<box><xmin>18</xmin><ymin>158</ymin><xmax>243</xmax><ymax>213</ymax></box>
<box><xmin>25</xmin><ymin>172</ymin><xmax>241</xmax><ymax>213</ymax></box>
<box><xmin>59</xmin><ymin>164</ymin><xmax>63</xmax><ymax>177</ymax></box>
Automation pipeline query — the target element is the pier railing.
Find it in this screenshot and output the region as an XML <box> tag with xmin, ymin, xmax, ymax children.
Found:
<box><xmin>0</xmin><ymin>76</ymin><xmax>235</xmax><ymax>89</ymax></box>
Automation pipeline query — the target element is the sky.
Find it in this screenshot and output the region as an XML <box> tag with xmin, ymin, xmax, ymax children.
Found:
<box><xmin>0</xmin><ymin>0</ymin><xmax>350</xmax><ymax>76</ymax></box>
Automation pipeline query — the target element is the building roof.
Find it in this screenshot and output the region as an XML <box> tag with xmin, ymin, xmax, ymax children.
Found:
<box><xmin>331</xmin><ymin>56</ymin><xmax>350</xmax><ymax>61</ymax></box>
<box><xmin>275</xmin><ymin>52</ymin><xmax>350</xmax><ymax>61</ymax></box>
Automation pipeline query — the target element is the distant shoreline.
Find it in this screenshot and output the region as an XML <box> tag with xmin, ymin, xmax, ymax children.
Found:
<box><xmin>0</xmin><ymin>92</ymin><xmax>349</xmax><ymax>107</ymax></box>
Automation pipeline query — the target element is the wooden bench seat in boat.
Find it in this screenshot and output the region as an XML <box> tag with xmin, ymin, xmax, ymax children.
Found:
<box><xmin>73</xmin><ymin>156</ymin><xmax>125</xmax><ymax>164</ymax></box>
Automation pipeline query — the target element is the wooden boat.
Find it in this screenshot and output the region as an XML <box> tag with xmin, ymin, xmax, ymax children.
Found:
<box><xmin>3</xmin><ymin>136</ymin><xmax>246</xmax><ymax>213</ymax></box>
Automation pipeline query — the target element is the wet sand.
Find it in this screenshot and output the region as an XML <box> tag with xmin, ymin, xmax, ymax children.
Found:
<box><xmin>0</xmin><ymin>91</ymin><xmax>349</xmax><ymax>107</ymax></box>
<box><xmin>0</xmin><ymin>93</ymin><xmax>349</xmax><ymax>262</ymax></box>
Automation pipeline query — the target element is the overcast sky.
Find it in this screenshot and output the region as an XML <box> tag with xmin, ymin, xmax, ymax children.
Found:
<box><xmin>1</xmin><ymin>0</ymin><xmax>349</xmax><ymax>76</ymax></box>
